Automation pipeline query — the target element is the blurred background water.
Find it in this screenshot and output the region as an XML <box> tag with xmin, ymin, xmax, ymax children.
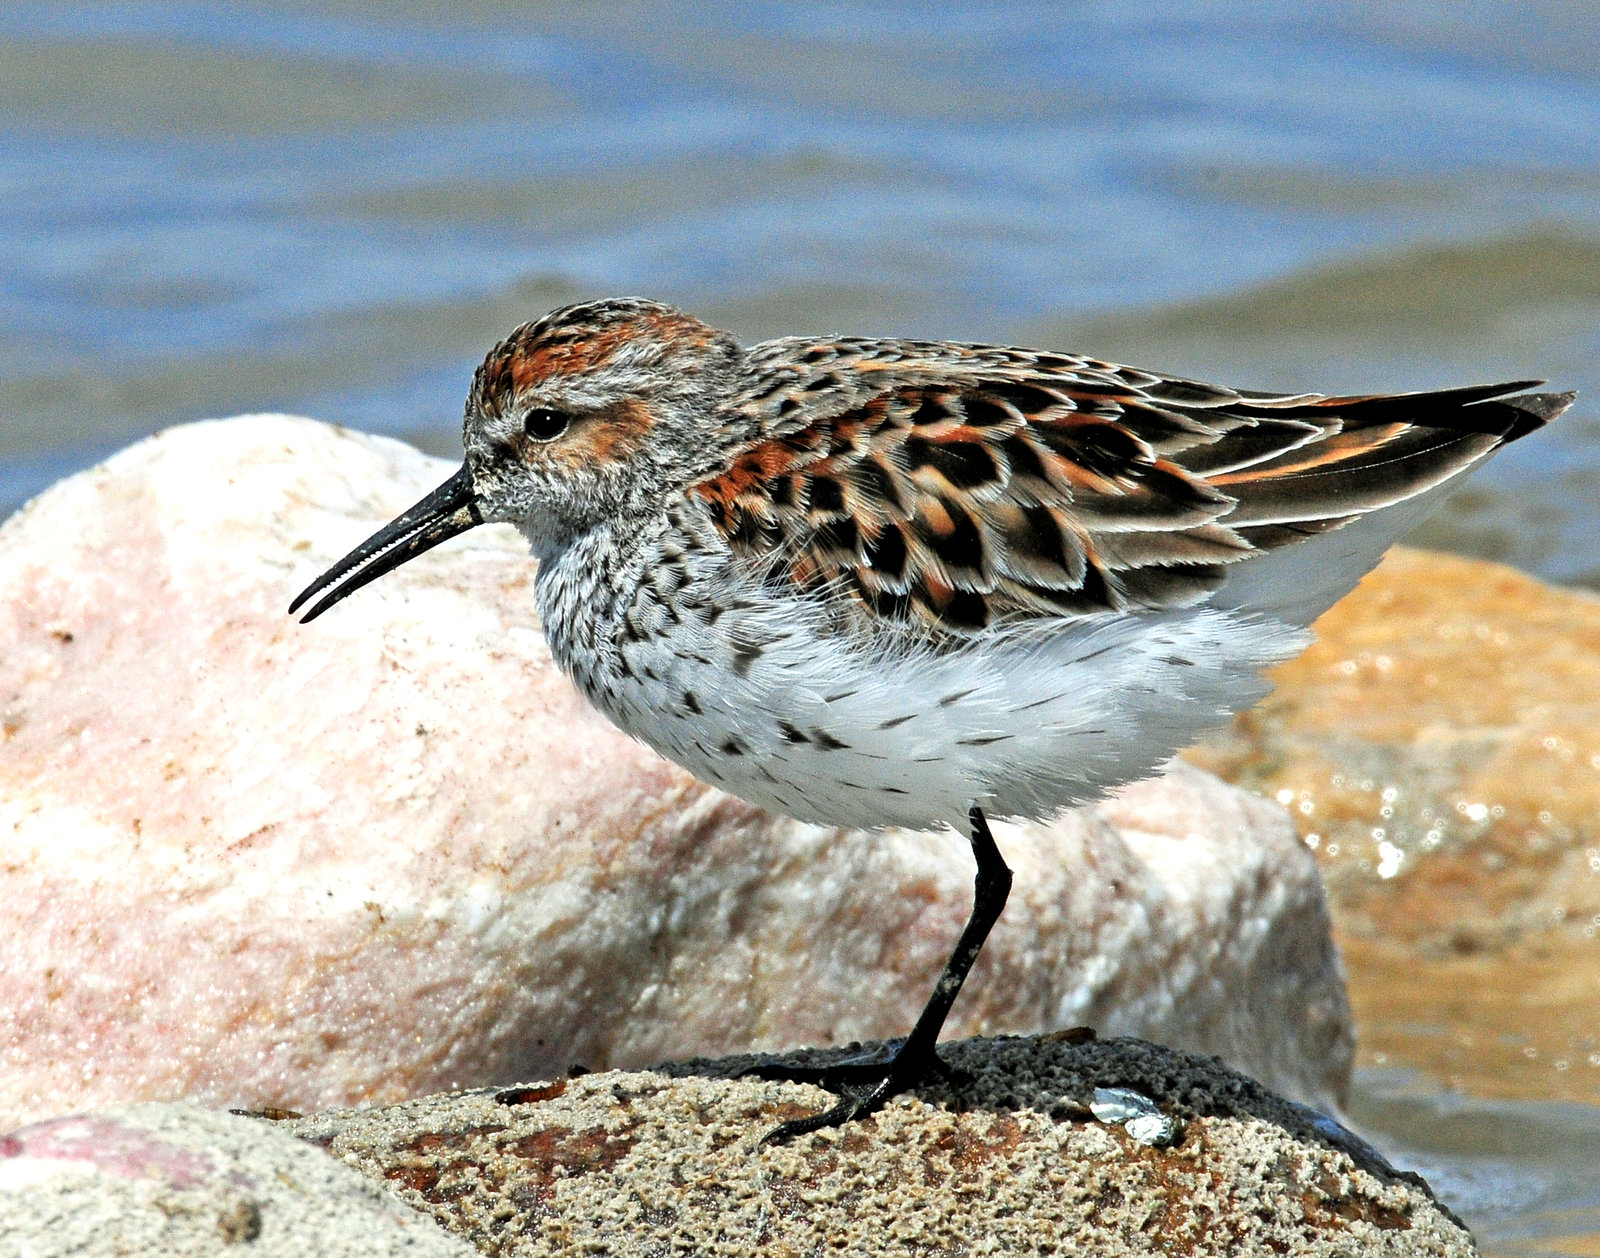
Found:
<box><xmin>2</xmin><ymin>2</ymin><xmax>1597</xmax><ymax>1251</ymax></box>
<box><xmin>4</xmin><ymin>1</ymin><xmax>1599</xmax><ymax>581</ymax></box>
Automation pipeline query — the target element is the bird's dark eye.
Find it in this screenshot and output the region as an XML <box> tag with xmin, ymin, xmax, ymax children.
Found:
<box><xmin>523</xmin><ymin>408</ymin><xmax>570</xmax><ymax>442</ymax></box>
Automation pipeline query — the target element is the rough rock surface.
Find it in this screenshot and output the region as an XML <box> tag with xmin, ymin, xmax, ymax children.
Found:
<box><xmin>0</xmin><ymin>1102</ymin><xmax>473</xmax><ymax>1256</ymax></box>
<box><xmin>286</xmin><ymin>1032</ymin><xmax>1473</xmax><ymax>1257</ymax></box>
<box><xmin>0</xmin><ymin>415</ymin><xmax>1349</xmax><ymax>1128</ymax></box>
<box><xmin>1188</xmin><ymin>547</ymin><xmax>1600</xmax><ymax>1103</ymax></box>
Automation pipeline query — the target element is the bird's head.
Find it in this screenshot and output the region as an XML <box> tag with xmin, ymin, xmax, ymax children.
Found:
<box><xmin>289</xmin><ymin>297</ymin><xmax>745</xmax><ymax>622</ymax></box>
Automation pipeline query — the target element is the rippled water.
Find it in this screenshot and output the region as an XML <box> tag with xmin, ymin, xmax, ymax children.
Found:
<box><xmin>1355</xmin><ymin>1070</ymin><xmax>1600</xmax><ymax>1257</ymax></box>
<box><xmin>5</xmin><ymin>2</ymin><xmax>1599</xmax><ymax>575</ymax></box>
<box><xmin>3</xmin><ymin>2</ymin><xmax>1598</xmax><ymax>1248</ymax></box>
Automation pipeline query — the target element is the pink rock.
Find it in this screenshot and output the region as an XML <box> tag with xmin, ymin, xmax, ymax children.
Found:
<box><xmin>0</xmin><ymin>1104</ymin><xmax>473</xmax><ymax>1255</ymax></box>
<box><xmin>0</xmin><ymin>416</ymin><xmax>1351</xmax><ymax>1128</ymax></box>
<box><xmin>1</xmin><ymin>1114</ymin><xmax>214</xmax><ymax>1188</ymax></box>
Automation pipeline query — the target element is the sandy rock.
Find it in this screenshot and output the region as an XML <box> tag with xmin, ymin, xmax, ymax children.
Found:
<box><xmin>1187</xmin><ymin>547</ymin><xmax>1600</xmax><ymax>1103</ymax></box>
<box><xmin>0</xmin><ymin>1102</ymin><xmax>473</xmax><ymax>1257</ymax></box>
<box><xmin>285</xmin><ymin>1032</ymin><xmax>1473</xmax><ymax>1257</ymax></box>
<box><xmin>0</xmin><ymin>415</ymin><xmax>1349</xmax><ymax>1129</ymax></box>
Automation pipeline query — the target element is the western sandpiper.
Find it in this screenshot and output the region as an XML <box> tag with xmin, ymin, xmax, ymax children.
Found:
<box><xmin>290</xmin><ymin>298</ymin><xmax>1573</xmax><ymax>1140</ymax></box>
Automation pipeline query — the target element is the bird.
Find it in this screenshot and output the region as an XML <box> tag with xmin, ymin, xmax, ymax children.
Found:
<box><xmin>290</xmin><ymin>297</ymin><xmax>1574</xmax><ymax>1141</ymax></box>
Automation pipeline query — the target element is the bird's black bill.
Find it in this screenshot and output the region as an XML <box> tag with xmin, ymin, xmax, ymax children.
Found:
<box><xmin>288</xmin><ymin>464</ymin><xmax>484</xmax><ymax>623</ymax></box>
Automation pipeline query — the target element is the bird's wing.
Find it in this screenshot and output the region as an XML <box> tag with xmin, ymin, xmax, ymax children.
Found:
<box><xmin>688</xmin><ymin>339</ymin><xmax>1571</xmax><ymax>634</ymax></box>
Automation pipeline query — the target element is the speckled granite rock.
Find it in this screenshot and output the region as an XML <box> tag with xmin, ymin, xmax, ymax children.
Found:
<box><xmin>0</xmin><ymin>1102</ymin><xmax>473</xmax><ymax>1256</ymax></box>
<box><xmin>0</xmin><ymin>415</ymin><xmax>1351</xmax><ymax>1128</ymax></box>
<box><xmin>1187</xmin><ymin>547</ymin><xmax>1600</xmax><ymax>1103</ymax></box>
<box><xmin>285</xmin><ymin>1032</ymin><xmax>1472</xmax><ymax>1257</ymax></box>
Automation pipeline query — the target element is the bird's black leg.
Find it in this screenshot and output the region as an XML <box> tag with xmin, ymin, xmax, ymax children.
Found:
<box><xmin>759</xmin><ymin>805</ymin><xmax>1013</xmax><ymax>1143</ymax></box>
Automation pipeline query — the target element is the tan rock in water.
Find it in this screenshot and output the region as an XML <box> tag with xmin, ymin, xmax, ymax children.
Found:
<box><xmin>0</xmin><ymin>416</ymin><xmax>1348</xmax><ymax>1128</ymax></box>
<box><xmin>1188</xmin><ymin>546</ymin><xmax>1600</xmax><ymax>1102</ymax></box>
<box><xmin>284</xmin><ymin>1033</ymin><xmax>1473</xmax><ymax>1258</ymax></box>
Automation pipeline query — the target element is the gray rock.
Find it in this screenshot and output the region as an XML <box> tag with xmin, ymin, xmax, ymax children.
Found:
<box><xmin>0</xmin><ymin>1103</ymin><xmax>474</xmax><ymax>1257</ymax></box>
<box><xmin>286</xmin><ymin>1032</ymin><xmax>1473</xmax><ymax>1257</ymax></box>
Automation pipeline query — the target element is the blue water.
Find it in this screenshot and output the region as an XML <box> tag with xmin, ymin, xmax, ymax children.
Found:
<box><xmin>2</xmin><ymin>4</ymin><xmax>1597</xmax><ymax>574</ymax></box>
<box><xmin>1354</xmin><ymin>1070</ymin><xmax>1600</xmax><ymax>1257</ymax></box>
<box><xmin>3</xmin><ymin>4</ymin><xmax>1599</xmax><ymax>1248</ymax></box>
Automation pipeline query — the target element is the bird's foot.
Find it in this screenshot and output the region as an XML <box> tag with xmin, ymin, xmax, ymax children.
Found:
<box><xmin>755</xmin><ymin>1040</ymin><xmax>955</xmax><ymax>1144</ymax></box>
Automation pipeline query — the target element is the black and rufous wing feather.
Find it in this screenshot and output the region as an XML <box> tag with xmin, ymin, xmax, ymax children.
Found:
<box><xmin>689</xmin><ymin>339</ymin><xmax>1573</xmax><ymax>634</ymax></box>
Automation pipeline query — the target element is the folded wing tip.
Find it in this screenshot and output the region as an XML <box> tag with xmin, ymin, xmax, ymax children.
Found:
<box><xmin>1500</xmin><ymin>386</ymin><xmax>1577</xmax><ymax>442</ymax></box>
<box><xmin>1513</xmin><ymin>388</ymin><xmax>1578</xmax><ymax>420</ymax></box>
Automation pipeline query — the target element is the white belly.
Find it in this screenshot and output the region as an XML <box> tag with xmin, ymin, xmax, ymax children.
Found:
<box><xmin>558</xmin><ymin>588</ymin><xmax>1306</xmax><ymax>833</ymax></box>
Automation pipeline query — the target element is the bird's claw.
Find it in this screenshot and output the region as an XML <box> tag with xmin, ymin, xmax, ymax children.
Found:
<box><xmin>757</xmin><ymin>1044</ymin><xmax>944</xmax><ymax>1144</ymax></box>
